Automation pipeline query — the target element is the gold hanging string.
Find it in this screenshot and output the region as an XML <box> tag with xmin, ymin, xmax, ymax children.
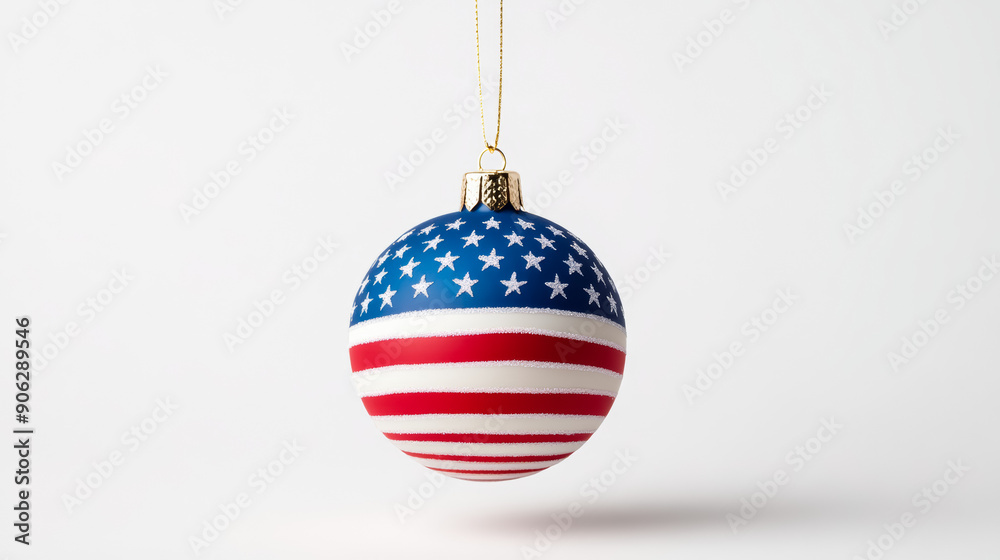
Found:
<box><xmin>475</xmin><ymin>0</ymin><xmax>503</xmax><ymax>153</ymax></box>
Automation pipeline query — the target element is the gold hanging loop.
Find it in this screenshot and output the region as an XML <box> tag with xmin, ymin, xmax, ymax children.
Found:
<box><xmin>478</xmin><ymin>147</ymin><xmax>506</xmax><ymax>171</ymax></box>
<box><xmin>475</xmin><ymin>0</ymin><xmax>502</xmax><ymax>153</ymax></box>
<box><xmin>463</xmin><ymin>0</ymin><xmax>519</xmax><ymax>213</ymax></box>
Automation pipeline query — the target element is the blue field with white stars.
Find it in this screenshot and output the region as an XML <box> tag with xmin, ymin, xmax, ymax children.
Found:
<box><xmin>350</xmin><ymin>206</ymin><xmax>625</xmax><ymax>329</ymax></box>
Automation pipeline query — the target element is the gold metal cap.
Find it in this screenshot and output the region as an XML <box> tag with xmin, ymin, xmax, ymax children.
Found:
<box><xmin>461</xmin><ymin>170</ymin><xmax>522</xmax><ymax>212</ymax></box>
<box><xmin>460</xmin><ymin>148</ymin><xmax>522</xmax><ymax>212</ymax></box>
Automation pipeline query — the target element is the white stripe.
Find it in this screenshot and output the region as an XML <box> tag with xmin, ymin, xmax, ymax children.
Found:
<box><xmin>354</xmin><ymin>364</ymin><xmax>622</xmax><ymax>397</ymax></box>
<box><xmin>391</xmin><ymin>440</ymin><xmax>586</xmax><ymax>457</ymax></box>
<box><xmin>447</xmin><ymin>472</ymin><xmax>538</xmax><ymax>481</ymax></box>
<box><xmin>348</xmin><ymin>308</ymin><xmax>626</xmax><ymax>349</ymax></box>
<box><xmin>371</xmin><ymin>414</ymin><xmax>607</xmax><ymax>435</ymax></box>
<box><xmin>411</xmin><ymin>457</ymin><xmax>565</xmax><ymax>471</ymax></box>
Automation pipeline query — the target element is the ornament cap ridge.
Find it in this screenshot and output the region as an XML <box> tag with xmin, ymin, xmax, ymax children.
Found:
<box><xmin>460</xmin><ymin>170</ymin><xmax>522</xmax><ymax>212</ymax></box>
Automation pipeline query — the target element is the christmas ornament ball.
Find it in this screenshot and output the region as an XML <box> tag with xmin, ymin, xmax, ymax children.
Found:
<box><xmin>348</xmin><ymin>204</ymin><xmax>626</xmax><ymax>481</ymax></box>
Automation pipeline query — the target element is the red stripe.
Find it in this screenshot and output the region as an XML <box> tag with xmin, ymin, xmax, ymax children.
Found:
<box><xmin>451</xmin><ymin>476</ymin><xmax>527</xmax><ymax>482</ymax></box>
<box><xmin>403</xmin><ymin>451</ymin><xmax>571</xmax><ymax>463</ymax></box>
<box><xmin>428</xmin><ymin>467</ymin><xmax>545</xmax><ymax>475</ymax></box>
<box><xmin>362</xmin><ymin>392</ymin><xmax>614</xmax><ymax>416</ymax></box>
<box><xmin>350</xmin><ymin>332</ymin><xmax>625</xmax><ymax>373</ymax></box>
<box><xmin>383</xmin><ymin>432</ymin><xmax>594</xmax><ymax>443</ymax></box>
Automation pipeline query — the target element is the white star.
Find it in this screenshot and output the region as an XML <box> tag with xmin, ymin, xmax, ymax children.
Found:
<box><xmin>462</xmin><ymin>230</ymin><xmax>485</xmax><ymax>247</ymax></box>
<box><xmin>583</xmin><ymin>284</ymin><xmax>601</xmax><ymax>305</ymax></box>
<box><xmin>535</xmin><ymin>234</ymin><xmax>556</xmax><ymax>250</ymax></box>
<box><xmin>411</xmin><ymin>275</ymin><xmax>433</xmax><ymax>298</ymax></box>
<box><xmin>376</xmin><ymin>252</ymin><xmax>390</xmax><ymax>267</ymax></box>
<box><xmin>373</xmin><ymin>269</ymin><xmax>388</xmax><ymax>285</ymax></box>
<box><xmin>591</xmin><ymin>264</ymin><xmax>605</xmax><ymax>284</ymax></box>
<box><xmin>357</xmin><ymin>275</ymin><xmax>370</xmax><ymax>296</ymax></box>
<box><xmin>351</xmin><ymin>303</ymin><xmax>356</xmax><ymax>316</ymax></box>
<box><xmin>453</xmin><ymin>272</ymin><xmax>478</xmax><ymax>297</ymax></box>
<box><xmin>564</xmin><ymin>254</ymin><xmax>583</xmax><ymax>275</ymax></box>
<box><xmin>434</xmin><ymin>251</ymin><xmax>460</xmax><ymax>272</ymax></box>
<box><xmin>504</xmin><ymin>231</ymin><xmax>524</xmax><ymax>247</ymax></box>
<box><xmin>607</xmin><ymin>295</ymin><xmax>618</xmax><ymax>315</ymax></box>
<box><xmin>570</xmin><ymin>241</ymin><xmax>588</xmax><ymax>257</ymax></box>
<box><xmin>500</xmin><ymin>272</ymin><xmax>527</xmax><ymax>296</ymax></box>
<box><xmin>483</xmin><ymin>217</ymin><xmax>501</xmax><ymax>230</ymax></box>
<box><xmin>378</xmin><ymin>285</ymin><xmax>397</xmax><ymax>310</ymax></box>
<box><xmin>359</xmin><ymin>294</ymin><xmax>373</xmax><ymax>315</ymax></box>
<box><xmin>478</xmin><ymin>248</ymin><xmax>504</xmax><ymax>270</ymax></box>
<box><xmin>396</xmin><ymin>229</ymin><xmax>415</xmax><ymax>242</ymax></box>
<box><xmin>545</xmin><ymin>274</ymin><xmax>569</xmax><ymax>299</ymax></box>
<box><xmin>446</xmin><ymin>218</ymin><xmax>466</xmax><ymax>230</ymax></box>
<box><xmin>515</xmin><ymin>218</ymin><xmax>535</xmax><ymax>230</ymax></box>
<box><xmin>393</xmin><ymin>245</ymin><xmax>411</xmax><ymax>259</ymax></box>
<box><xmin>523</xmin><ymin>251</ymin><xmax>545</xmax><ymax>271</ymax></box>
<box><xmin>546</xmin><ymin>225</ymin><xmax>565</xmax><ymax>237</ymax></box>
<box><xmin>423</xmin><ymin>235</ymin><xmax>444</xmax><ymax>252</ymax></box>
<box><xmin>399</xmin><ymin>257</ymin><xmax>420</xmax><ymax>278</ymax></box>
<box><xmin>419</xmin><ymin>224</ymin><xmax>437</xmax><ymax>236</ymax></box>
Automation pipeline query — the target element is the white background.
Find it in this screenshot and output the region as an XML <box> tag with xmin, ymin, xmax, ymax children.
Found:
<box><xmin>1</xmin><ymin>0</ymin><xmax>999</xmax><ymax>558</ymax></box>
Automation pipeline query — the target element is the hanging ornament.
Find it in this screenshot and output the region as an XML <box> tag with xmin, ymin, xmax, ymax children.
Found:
<box><xmin>348</xmin><ymin>1</ymin><xmax>626</xmax><ymax>482</ymax></box>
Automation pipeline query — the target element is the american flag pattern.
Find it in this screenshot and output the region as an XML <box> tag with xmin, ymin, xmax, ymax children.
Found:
<box><xmin>349</xmin><ymin>207</ymin><xmax>626</xmax><ymax>481</ymax></box>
